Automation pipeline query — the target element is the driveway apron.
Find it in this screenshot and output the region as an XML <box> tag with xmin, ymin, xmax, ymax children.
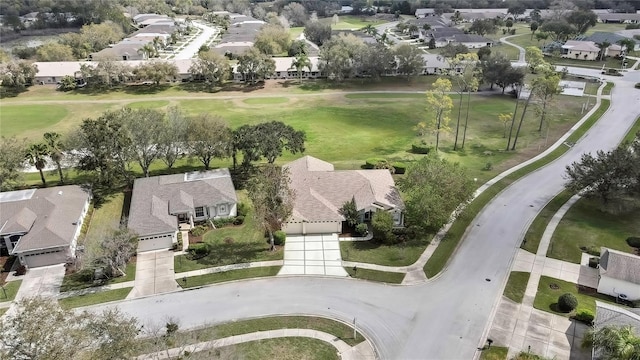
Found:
<box><xmin>279</xmin><ymin>234</ymin><xmax>348</xmax><ymax>276</ymax></box>
<box><xmin>128</xmin><ymin>250</ymin><xmax>179</xmax><ymax>299</ymax></box>
<box><xmin>14</xmin><ymin>264</ymin><xmax>65</xmax><ymax>301</ymax></box>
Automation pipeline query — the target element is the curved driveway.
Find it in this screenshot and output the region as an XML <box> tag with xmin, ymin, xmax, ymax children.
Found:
<box><xmin>94</xmin><ymin>69</ymin><xmax>640</xmax><ymax>359</ymax></box>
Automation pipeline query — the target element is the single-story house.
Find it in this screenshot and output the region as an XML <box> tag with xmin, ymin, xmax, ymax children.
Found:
<box><xmin>128</xmin><ymin>169</ymin><xmax>238</xmax><ymax>252</ymax></box>
<box><xmin>597</xmin><ymin>248</ymin><xmax>640</xmax><ymax>301</ymax></box>
<box><xmin>597</xmin><ymin>13</ymin><xmax>640</xmax><ymax>24</ymax></box>
<box><xmin>0</xmin><ymin>186</ymin><xmax>91</xmax><ymax>268</ymax></box>
<box><xmin>594</xmin><ymin>301</ymin><xmax>640</xmax><ymax>359</ymax></box>
<box><xmin>584</xmin><ymin>31</ymin><xmax>640</xmax><ymax>52</ymax></box>
<box><xmin>561</xmin><ymin>40</ymin><xmax>601</xmax><ymax>60</ymax></box>
<box><xmin>90</xmin><ymin>43</ymin><xmax>149</xmax><ymax>61</ymax></box>
<box><xmin>233</xmin><ymin>56</ymin><xmax>322</xmax><ymax>82</ymax></box>
<box><xmin>282</xmin><ymin>156</ymin><xmax>404</xmax><ymax>235</ymax></box>
<box><xmin>415</xmin><ymin>8</ymin><xmax>435</xmax><ymax>18</ymax></box>
<box><xmin>615</xmin><ymin>29</ymin><xmax>640</xmax><ymax>51</ymax></box>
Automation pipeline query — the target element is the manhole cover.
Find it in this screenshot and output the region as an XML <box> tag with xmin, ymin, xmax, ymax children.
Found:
<box><xmin>550</xmin><ymin>283</ymin><xmax>559</xmax><ymax>290</ymax></box>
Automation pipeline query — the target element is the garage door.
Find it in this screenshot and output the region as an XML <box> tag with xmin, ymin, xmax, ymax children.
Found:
<box><xmin>305</xmin><ymin>222</ymin><xmax>341</xmax><ymax>234</ymax></box>
<box><xmin>23</xmin><ymin>250</ymin><xmax>67</xmax><ymax>268</ymax></box>
<box><xmin>283</xmin><ymin>222</ymin><xmax>303</xmax><ymax>235</ymax></box>
<box><xmin>138</xmin><ymin>234</ymin><xmax>173</xmax><ymax>252</ymax></box>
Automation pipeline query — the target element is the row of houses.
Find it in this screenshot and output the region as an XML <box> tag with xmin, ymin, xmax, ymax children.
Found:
<box><xmin>403</xmin><ymin>17</ymin><xmax>494</xmax><ymax>49</ymax></box>
<box><xmin>32</xmin><ymin>53</ymin><xmax>461</xmax><ymax>85</ymax></box>
<box><xmin>209</xmin><ymin>12</ymin><xmax>265</xmax><ymax>56</ymax></box>
<box><xmin>89</xmin><ymin>14</ymin><xmax>183</xmax><ymax>61</ymax></box>
<box><xmin>540</xmin><ymin>31</ymin><xmax>640</xmax><ymax>61</ymax></box>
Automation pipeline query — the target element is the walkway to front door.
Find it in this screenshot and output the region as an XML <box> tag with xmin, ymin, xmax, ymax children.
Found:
<box><xmin>278</xmin><ymin>234</ymin><xmax>348</xmax><ymax>277</ymax></box>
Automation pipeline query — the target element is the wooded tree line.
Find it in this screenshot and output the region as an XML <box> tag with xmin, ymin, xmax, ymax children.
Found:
<box><xmin>0</xmin><ymin>107</ymin><xmax>306</xmax><ymax>192</ymax></box>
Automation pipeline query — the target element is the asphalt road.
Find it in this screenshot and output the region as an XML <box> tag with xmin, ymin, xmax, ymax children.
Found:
<box><xmin>93</xmin><ymin>69</ymin><xmax>640</xmax><ymax>359</ymax></box>
<box><xmin>174</xmin><ymin>21</ymin><xmax>217</xmax><ymax>60</ymax></box>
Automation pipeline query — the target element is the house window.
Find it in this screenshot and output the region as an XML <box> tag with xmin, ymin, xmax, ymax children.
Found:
<box><xmin>364</xmin><ymin>211</ymin><xmax>371</xmax><ymax>221</ymax></box>
<box><xmin>195</xmin><ymin>206</ymin><xmax>205</xmax><ymax>218</ymax></box>
<box><xmin>393</xmin><ymin>212</ymin><xmax>401</xmax><ymax>225</ymax></box>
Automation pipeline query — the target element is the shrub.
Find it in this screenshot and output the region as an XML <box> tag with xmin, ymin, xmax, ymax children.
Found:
<box><xmin>212</xmin><ymin>217</ymin><xmax>234</xmax><ymax>228</ymax></box>
<box><xmin>393</xmin><ymin>162</ymin><xmax>407</xmax><ymax>174</ymax></box>
<box><xmin>483</xmin><ymin>162</ymin><xmax>493</xmax><ymax>171</ymax></box>
<box><xmin>237</xmin><ymin>202</ymin><xmax>249</xmax><ymax>217</ymax></box>
<box><xmin>411</xmin><ymin>143</ymin><xmax>431</xmax><ymax>154</ymax></box>
<box><xmin>190</xmin><ymin>225</ymin><xmax>208</xmax><ymax>237</ymax></box>
<box><xmin>355</xmin><ymin>223</ymin><xmax>368</xmax><ymax>236</ymax></box>
<box><xmin>188</xmin><ymin>243</ymin><xmax>209</xmax><ymax>255</ymax></box>
<box><xmin>364</xmin><ymin>157</ymin><xmax>387</xmax><ymax>169</ymax></box>
<box><xmin>273</xmin><ymin>230</ymin><xmax>286</xmax><ymax>246</ymax></box>
<box><xmin>372</xmin><ymin>211</ymin><xmax>395</xmax><ymax>244</ymax></box>
<box><xmin>573</xmin><ymin>309</ymin><xmax>594</xmax><ymax>325</ymax></box>
<box><xmin>558</xmin><ymin>293</ymin><xmax>578</xmax><ymax>312</ymax></box>
<box><xmin>233</xmin><ymin>215</ymin><xmax>245</xmax><ymax>225</ymax></box>
<box><xmin>588</xmin><ymin>257</ymin><xmax>599</xmax><ymax>268</ymax></box>
<box><xmin>585</xmin><ymin>246</ymin><xmax>601</xmax><ymax>256</ymax></box>
<box><xmin>627</xmin><ymin>236</ymin><xmax>640</xmax><ymax>248</ymax></box>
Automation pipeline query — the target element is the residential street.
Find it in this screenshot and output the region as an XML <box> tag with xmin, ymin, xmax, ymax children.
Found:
<box><xmin>173</xmin><ymin>21</ymin><xmax>217</xmax><ymax>60</ymax></box>
<box><xmin>91</xmin><ymin>70</ymin><xmax>640</xmax><ymax>359</ymax></box>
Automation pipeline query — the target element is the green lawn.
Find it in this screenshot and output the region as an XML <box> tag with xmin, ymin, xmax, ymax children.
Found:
<box><xmin>0</xmin><ymin>104</ymin><xmax>68</xmax><ymax>137</ymax></box>
<box><xmin>58</xmin><ymin>287</ymin><xmax>132</xmax><ymax>309</ymax></box>
<box><xmin>178</xmin><ymin>266</ymin><xmax>281</xmax><ymax>288</ymax></box>
<box><xmin>60</xmin><ymin>260</ymin><xmax>135</xmax><ymax>292</ymax></box>
<box><xmin>521</xmin><ymin>190</ymin><xmax>573</xmax><ymax>254</ymax></box>
<box><xmin>0</xmin><ymin>280</ymin><xmax>22</xmax><ymax>302</ymax></box>
<box><xmin>289</xmin><ymin>27</ymin><xmax>304</xmax><ymax>39</ymax></box>
<box><xmin>174</xmin><ymin>192</ymin><xmax>282</xmax><ymax>272</ymax></box>
<box><xmin>533</xmin><ymin>276</ymin><xmax>613</xmax><ymax>316</ymax></box>
<box><xmin>127</xmin><ymin>100</ymin><xmax>170</xmax><ymax>108</ymax></box>
<box><xmin>225</xmin><ymin>338</ymin><xmax>339</xmax><ymax>360</ymax></box>
<box><xmin>479</xmin><ymin>346</ymin><xmax>509</xmax><ymax>360</ymax></box>
<box><xmin>602</xmin><ymin>82</ymin><xmax>614</xmax><ymax>95</ymax></box>
<box><xmin>243</xmin><ymin>97</ymin><xmax>289</xmax><ymax>105</ymax></box>
<box><xmin>547</xmin><ymin>197</ymin><xmax>639</xmax><ymax>263</ymax></box>
<box><xmin>340</xmin><ymin>236</ymin><xmax>430</xmax><ymax>267</ymax></box>
<box><xmin>503</xmin><ymin>272</ymin><xmax>530</xmax><ymax>303</ymax></box>
<box><xmin>344</xmin><ymin>266</ymin><xmax>405</xmax><ymax>284</ymax></box>
<box><xmin>424</xmin><ymin>99</ymin><xmax>610</xmax><ymax>278</ymax></box>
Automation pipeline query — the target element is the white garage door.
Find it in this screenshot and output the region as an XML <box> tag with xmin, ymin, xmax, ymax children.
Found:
<box><xmin>138</xmin><ymin>234</ymin><xmax>173</xmax><ymax>252</ymax></box>
<box><xmin>23</xmin><ymin>250</ymin><xmax>67</xmax><ymax>268</ymax></box>
<box><xmin>284</xmin><ymin>222</ymin><xmax>303</xmax><ymax>235</ymax></box>
<box><xmin>305</xmin><ymin>222</ymin><xmax>341</xmax><ymax>234</ymax></box>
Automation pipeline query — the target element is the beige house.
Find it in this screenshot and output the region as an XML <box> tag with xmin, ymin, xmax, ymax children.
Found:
<box><xmin>0</xmin><ymin>186</ymin><xmax>91</xmax><ymax>268</ymax></box>
<box><xmin>282</xmin><ymin>156</ymin><xmax>404</xmax><ymax>235</ymax></box>
<box><xmin>561</xmin><ymin>40</ymin><xmax>600</xmax><ymax>60</ymax></box>
<box><xmin>128</xmin><ymin>169</ymin><xmax>237</xmax><ymax>252</ymax></box>
<box><xmin>597</xmin><ymin>248</ymin><xmax>640</xmax><ymax>301</ymax></box>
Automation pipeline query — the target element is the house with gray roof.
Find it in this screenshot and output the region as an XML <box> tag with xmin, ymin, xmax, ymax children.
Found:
<box><xmin>128</xmin><ymin>169</ymin><xmax>238</xmax><ymax>252</ymax></box>
<box><xmin>0</xmin><ymin>186</ymin><xmax>91</xmax><ymax>268</ymax></box>
<box><xmin>584</xmin><ymin>31</ymin><xmax>640</xmax><ymax>52</ymax></box>
<box><xmin>594</xmin><ymin>301</ymin><xmax>640</xmax><ymax>359</ymax></box>
<box><xmin>597</xmin><ymin>248</ymin><xmax>640</xmax><ymax>301</ymax></box>
<box><xmin>282</xmin><ymin>156</ymin><xmax>404</xmax><ymax>235</ymax></box>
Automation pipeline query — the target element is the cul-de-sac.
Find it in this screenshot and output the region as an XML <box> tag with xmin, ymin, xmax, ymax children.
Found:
<box><xmin>1</xmin><ymin>1</ymin><xmax>640</xmax><ymax>359</ymax></box>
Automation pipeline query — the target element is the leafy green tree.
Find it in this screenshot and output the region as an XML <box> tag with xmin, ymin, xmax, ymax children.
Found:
<box><xmin>525</xmin><ymin>46</ymin><xmax>545</xmax><ymax>73</ymax></box>
<box><xmin>134</xmin><ymin>61</ymin><xmax>179</xmax><ymax>85</ymax></box>
<box><xmin>371</xmin><ymin>211</ymin><xmax>394</xmax><ymax>244</ymax></box>
<box><xmin>232</xmin><ymin>124</ymin><xmax>262</xmax><ymax>169</ymax></box>
<box><xmin>282</xmin><ymin>2</ymin><xmax>307</xmax><ymax>27</ymax></box>
<box><xmin>481</xmin><ymin>53</ymin><xmax>511</xmax><ymax>90</ymax></box>
<box><xmin>359</xmin><ymin>43</ymin><xmax>394</xmax><ymax>80</ymax></box>
<box><xmin>123</xmin><ymin>108</ymin><xmax>166</xmax><ymax>177</ymax></box>
<box><xmin>319</xmin><ymin>33</ymin><xmax>366</xmax><ymax>81</ymax></box>
<box><xmin>0</xmin><ymin>136</ymin><xmax>26</xmax><ymax>191</ymax></box>
<box><xmin>477</xmin><ymin>45</ymin><xmax>492</xmax><ymax>60</ymax></box>
<box><xmin>0</xmin><ymin>60</ymin><xmax>37</xmax><ymax>89</ymax></box>
<box><xmin>535</xmin><ymin>31</ymin><xmax>550</xmax><ymax>44</ymax></box>
<box><xmin>254</xmin><ymin>121</ymin><xmax>306</xmax><ymax>164</ymax></box>
<box><xmin>425</xmin><ymin>78</ymin><xmax>453</xmax><ymax>152</ymax></box>
<box><xmin>567</xmin><ymin>9</ymin><xmax>598</xmax><ymax>35</ymax></box>
<box><xmin>237</xmin><ymin>47</ymin><xmax>276</xmax><ymax>85</ymax></box>
<box><xmin>288</xmin><ymin>39</ymin><xmax>307</xmax><ymax>56</ymax></box>
<box><xmin>440</xmin><ymin>43</ymin><xmax>470</xmax><ymax>59</ymax></box>
<box><xmin>304</xmin><ymin>21</ymin><xmax>332</xmax><ymax>46</ymax></box>
<box><xmin>339</xmin><ymin>197</ymin><xmax>359</xmax><ymax>227</ymax></box>
<box><xmin>25</xmin><ymin>143</ymin><xmax>49</xmax><ymax>186</ymax></box>
<box><xmin>58</xmin><ymin>75</ymin><xmax>77</xmax><ymax>91</ymax></box>
<box><xmin>35</xmin><ymin>43</ymin><xmax>75</xmax><ymax>62</ymax></box>
<box><xmin>247</xmin><ymin>164</ymin><xmax>295</xmax><ymax>250</ymax></box>
<box><xmin>186</xmin><ymin>114</ymin><xmax>232</xmax><ymax>169</ymax></box>
<box><xmin>254</xmin><ymin>24</ymin><xmax>291</xmax><ymax>55</ymax></box>
<box><xmin>540</xmin><ymin>20</ymin><xmax>576</xmax><ymax>41</ymax></box>
<box><xmin>393</xmin><ymin>44</ymin><xmax>424</xmax><ymax>80</ymax></box>
<box><xmin>530</xmin><ymin>21</ymin><xmax>539</xmax><ymax>39</ymax></box>
<box><xmin>582</xmin><ymin>325</ymin><xmax>640</xmax><ymax>360</ymax></box>
<box><xmin>159</xmin><ymin>106</ymin><xmax>188</xmax><ymax>169</ymax></box>
<box><xmin>618</xmin><ymin>38</ymin><xmax>636</xmax><ymax>55</ymax></box>
<box><xmin>188</xmin><ymin>51</ymin><xmax>230</xmax><ymax>89</ymax></box>
<box><xmin>468</xmin><ymin>19</ymin><xmax>498</xmax><ymax>36</ymax></box>
<box><xmin>43</xmin><ymin>132</ymin><xmax>65</xmax><ymax>184</ymax></box>
<box><xmin>398</xmin><ymin>155</ymin><xmax>474</xmax><ymax>232</ymax></box>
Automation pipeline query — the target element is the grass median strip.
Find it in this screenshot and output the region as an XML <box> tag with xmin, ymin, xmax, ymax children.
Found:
<box><xmin>503</xmin><ymin>272</ymin><xmax>531</xmax><ymax>303</ymax></box>
<box><xmin>178</xmin><ymin>266</ymin><xmax>281</xmax><ymax>288</ymax></box>
<box><xmin>344</xmin><ymin>267</ymin><xmax>405</xmax><ymax>284</ymax></box>
<box><xmin>423</xmin><ymin>99</ymin><xmax>610</xmax><ymax>278</ymax></box>
<box><xmin>521</xmin><ymin>190</ymin><xmax>573</xmax><ymax>254</ymax></box>
<box><xmin>58</xmin><ymin>287</ymin><xmax>132</xmax><ymax>309</ymax></box>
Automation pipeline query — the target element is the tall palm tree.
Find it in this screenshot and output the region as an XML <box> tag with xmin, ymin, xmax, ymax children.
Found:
<box><xmin>25</xmin><ymin>143</ymin><xmax>49</xmax><ymax>186</ymax></box>
<box><xmin>290</xmin><ymin>52</ymin><xmax>312</xmax><ymax>83</ymax></box>
<box><xmin>583</xmin><ymin>325</ymin><xmax>640</xmax><ymax>360</ymax></box>
<box><xmin>43</xmin><ymin>132</ymin><xmax>64</xmax><ymax>184</ymax></box>
<box><xmin>362</xmin><ymin>24</ymin><xmax>375</xmax><ymax>35</ymax></box>
<box><xmin>138</xmin><ymin>43</ymin><xmax>156</xmax><ymax>59</ymax></box>
<box><xmin>597</xmin><ymin>41</ymin><xmax>611</xmax><ymax>61</ymax></box>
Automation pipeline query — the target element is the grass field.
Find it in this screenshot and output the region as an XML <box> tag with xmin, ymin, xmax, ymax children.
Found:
<box><xmin>178</xmin><ymin>266</ymin><xmax>281</xmax><ymax>288</ymax></box>
<box><xmin>58</xmin><ymin>287</ymin><xmax>132</xmax><ymax>309</ymax></box>
<box><xmin>503</xmin><ymin>272</ymin><xmax>530</xmax><ymax>303</ymax></box>
<box><xmin>127</xmin><ymin>100</ymin><xmax>170</xmax><ymax>108</ymax></box>
<box><xmin>174</xmin><ymin>192</ymin><xmax>283</xmax><ymax>272</ymax></box>
<box><xmin>243</xmin><ymin>97</ymin><xmax>289</xmax><ymax>105</ymax></box>
<box><xmin>533</xmin><ymin>276</ymin><xmax>613</xmax><ymax>316</ymax></box>
<box><xmin>0</xmin><ymin>104</ymin><xmax>67</xmax><ymax>137</ymax></box>
<box><xmin>547</xmin><ymin>197</ymin><xmax>639</xmax><ymax>263</ymax></box>
<box><xmin>344</xmin><ymin>266</ymin><xmax>405</xmax><ymax>283</ymax></box>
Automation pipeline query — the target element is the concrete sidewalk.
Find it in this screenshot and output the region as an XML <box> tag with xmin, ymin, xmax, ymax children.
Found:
<box><xmin>136</xmin><ymin>328</ymin><xmax>376</xmax><ymax>360</ymax></box>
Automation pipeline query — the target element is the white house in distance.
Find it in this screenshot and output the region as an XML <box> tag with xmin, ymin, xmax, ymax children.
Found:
<box><xmin>597</xmin><ymin>248</ymin><xmax>640</xmax><ymax>301</ymax></box>
<box><xmin>128</xmin><ymin>169</ymin><xmax>238</xmax><ymax>252</ymax></box>
<box><xmin>0</xmin><ymin>186</ymin><xmax>91</xmax><ymax>268</ymax></box>
<box><xmin>282</xmin><ymin>156</ymin><xmax>404</xmax><ymax>235</ymax></box>
<box><xmin>561</xmin><ymin>40</ymin><xmax>601</xmax><ymax>60</ymax></box>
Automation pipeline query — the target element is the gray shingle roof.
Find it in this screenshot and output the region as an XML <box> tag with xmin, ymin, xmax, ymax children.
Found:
<box><xmin>583</xmin><ymin>31</ymin><xmax>640</xmax><ymax>46</ymax></box>
<box><xmin>600</xmin><ymin>248</ymin><xmax>640</xmax><ymax>284</ymax></box>
<box><xmin>284</xmin><ymin>156</ymin><xmax>404</xmax><ymax>223</ymax></box>
<box><xmin>128</xmin><ymin>169</ymin><xmax>237</xmax><ymax>237</ymax></box>
<box><xmin>0</xmin><ymin>186</ymin><xmax>90</xmax><ymax>253</ymax></box>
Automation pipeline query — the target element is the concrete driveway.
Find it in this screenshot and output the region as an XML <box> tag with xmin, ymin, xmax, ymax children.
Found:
<box><xmin>279</xmin><ymin>234</ymin><xmax>348</xmax><ymax>276</ymax></box>
<box><xmin>13</xmin><ymin>264</ymin><xmax>65</xmax><ymax>301</ymax></box>
<box><xmin>127</xmin><ymin>250</ymin><xmax>179</xmax><ymax>299</ymax></box>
